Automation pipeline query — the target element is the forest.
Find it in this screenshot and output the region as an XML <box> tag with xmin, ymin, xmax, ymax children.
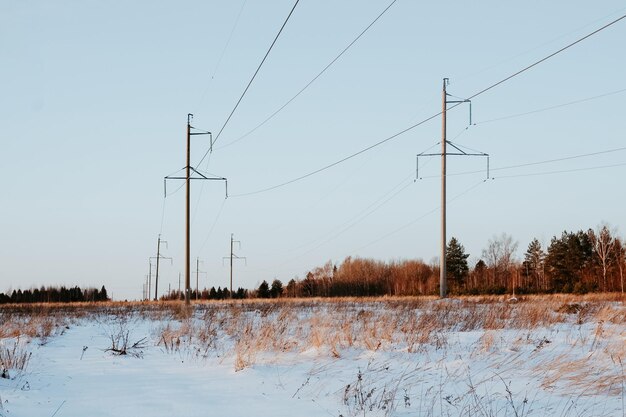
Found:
<box><xmin>271</xmin><ymin>225</ymin><xmax>625</xmax><ymax>297</ymax></box>
<box><xmin>0</xmin><ymin>285</ymin><xmax>109</xmax><ymax>304</ymax></box>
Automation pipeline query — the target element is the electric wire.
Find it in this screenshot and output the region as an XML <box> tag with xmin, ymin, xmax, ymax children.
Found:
<box><xmin>466</xmin><ymin>13</ymin><xmax>626</xmax><ymax>100</ymax></box>
<box><xmin>165</xmin><ymin>180</ymin><xmax>186</xmax><ymax>198</ymax></box>
<box><xmin>159</xmin><ymin>197</ymin><xmax>166</xmax><ymax>235</ymax></box>
<box><xmin>229</xmin><ymin>12</ymin><xmax>626</xmax><ymax>198</ymax></box>
<box><xmin>286</xmin><ymin>172</ymin><xmax>414</xmax><ymax>255</ymax></box>
<box><xmin>196</xmin><ymin>0</ymin><xmax>248</xmax><ymax>109</ymax></box>
<box><xmin>215</xmin><ymin>0</ymin><xmax>398</xmax><ymax>150</ymax></box>
<box><xmin>356</xmin><ymin>179</ymin><xmax>488</xmax><ymax>252</ymax></box>
<box><xmin>493</xmin><ymin>161</ymin><xmax>626</xmax><ymax>179</ymax></box>
<box><xmin>476</xmin><ymin>87</ymin><xmax>626</xmax><ymax>125</ymax></box>
<box><xmin>230</xmin><ymin>116</ymin><xmax>439</xmax><ymax>197</ymax></box>
<box><xmin>356</xmin><ymin>157</ymin><xmax>626</xmax><ymax>252</ymax></box>
<box><xmin>415</xmin><ymin>146</ymin><xmax>626</xmax><ymax>179</ymax></box>
<box><xmin>248</xmin><ymin>171</ymin><xmax>416</xmax><ymax>273</ymax></box>
<box><xmin>451</xmin><ymin>6</ymin><xmax>626</xmax><ymax>84</ymax></box>
<box><xmin>196</xmin><ymin>198</ymin><xmax>228</xmax><ymax>257</ymax></box>
<box><xmin>196</xmin><ymin>0</ymin><xmax>301</xmax><ymax>169</ymax></box>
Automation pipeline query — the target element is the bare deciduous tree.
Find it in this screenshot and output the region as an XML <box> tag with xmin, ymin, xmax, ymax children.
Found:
<box><xmin>613</xmin><ymin>237</ymin><xmax>625</xmax><ymax>294</ymax></box>
<box><xmin>482</xmin><ymin>233</ymin><xmax>519</xmax><ymax>288</ymax></box>
<box><xmin>588</xmin><ymin>224</ymin><xmax>615</xmax><ymax>292</ymax></box>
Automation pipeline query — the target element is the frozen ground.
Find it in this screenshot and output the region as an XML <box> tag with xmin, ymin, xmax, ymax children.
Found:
<box><xmin>0</xmin><ymin>296</ymin><xmax>624</xmax><ymax>417</ymax></box>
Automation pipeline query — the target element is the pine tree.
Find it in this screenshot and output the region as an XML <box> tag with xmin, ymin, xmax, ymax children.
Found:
<box><xmin>270</xmin><ymin>279</ymin><xmax>283</xmax><ymax>298</ymax></box>
<box><xmin>523</xmin><ymin>238</ymin><xmax>545</xmax><ymax>291</ymax></box>
<box><xmin>99</xmin><ymin>286</ymin><xmax>109</xmax><ymax>301</ymax></box>
<box><xmin>446</xmin><ymin>237</ymin><xmax>469</xmax><ymax>287</ymax></box>
<box><xmin>257</xmin><ymin>280</ymin><xmax>270</xmax><ymax>298</ymax></box>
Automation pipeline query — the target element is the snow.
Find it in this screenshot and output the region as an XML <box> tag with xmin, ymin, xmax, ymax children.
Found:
<box><xmin>0</xmin><ymin>299</ymin><xmax>624</xmax><ymax>417</ymax></box>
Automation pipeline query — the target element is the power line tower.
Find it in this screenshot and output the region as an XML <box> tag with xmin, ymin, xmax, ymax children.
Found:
<box><xmin>416</xmin><ymin>78</ymin><xmax>488</xmax><ymax>298</ymax></box>
<box><xmin>222</xmin><ymin>233</ymin><xmax>247</xmax><ymax>297</ymax></box>
<box><xmin>151</xmin><ymin>234</ymin><xmax>172</xmax><ymax>301</ymax></box>
<box><xmin>195</xmin><ymin>257</ymin><xmax>207</xmax><ymax>300</ymax></box>
<box><xmin>164</xmin><ymin>114</ymin><xmax>227</xmax><ymax>306</ymax></box>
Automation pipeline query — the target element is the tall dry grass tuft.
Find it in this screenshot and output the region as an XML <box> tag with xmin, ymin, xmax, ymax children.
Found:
<box><xmin>0</xmin><ymin>338</ymin><xmax>31</xmax><ymax>379</ymax></box>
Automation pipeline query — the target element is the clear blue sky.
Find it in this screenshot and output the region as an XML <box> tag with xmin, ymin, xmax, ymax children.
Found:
<box><xmin>2</xmin><ymin>0</ymin><xmax>625</xmax><ymax>300</ymax></box>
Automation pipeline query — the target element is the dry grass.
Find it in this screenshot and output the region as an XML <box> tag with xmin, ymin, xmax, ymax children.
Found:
<box><xmin>1</xmin><ymin>294</ymin><xmax>624</xmax><ymax>399</ymax></box>
<box><xmin>0</xmin><ymin>338</ymin><xmax>31</xmax><ymax>379</ymax></box>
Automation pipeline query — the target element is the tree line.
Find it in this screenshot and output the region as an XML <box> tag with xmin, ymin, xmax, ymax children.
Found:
<box><xmin>160</xmin><ymin>287</ymin><xmax>249</xmax><ymax>301</ymax></box>
<box><xmin>0</xmin><ymin>286</ymin><xmax>109</xmax><ymax>304</ymax></box>
<box><xmin>252</xmin><ymin>224</ymin><xmax>624</xmax><ymax>298</ymax></box>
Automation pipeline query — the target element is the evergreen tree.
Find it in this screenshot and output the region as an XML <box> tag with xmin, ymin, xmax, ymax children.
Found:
<box><xmin>523</xmin><ymin>238</ymin><xmax>545</xmax><ymax>291</ymax></box>
<box><xmin>446</xmin><ymin>237</ymin><xmax>469</xmax><ymax>286</ymax></box>
<box><xmin>545</xmin><ymin>230</ymin><xmax>593</xmax><ymax>292</ymax></box>
<box><xmin>257</xmin><ymin>280</ymin><xmax>270</xmax><ymax>298</ymax></box>
<box><xmin>99</xmin><ymin>286</ymin><xmax>109</xmax><ymax>301</ymax></box>
<box><xmin>270</xmin><ymin>279</ymin><xmax>283</xmax><ymax>298</ymax></box>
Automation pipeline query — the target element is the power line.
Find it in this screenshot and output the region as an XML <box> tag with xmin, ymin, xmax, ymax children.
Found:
<box><xmin>215</xmin><ymin>0</ymin><xmax>399</xmax><ymax>150</ymax></box>
<box><xmin>197</xmin><ymin>0</ymin><xmax>301</xmax><ymax>168</ymax></box>
<box><xmin>414</xmin><ymin>146</ymin><xmax>626</xmax><ymax>179</ymax></box>
<box><xmin>493</xmin><ymin>161</ymin><xmax>626</xmax><ymax>179</ymax></box>
<box><xmin>451</xmin><ymin>6</ymin><xmax>626</xmax><ymax>84</ymax></box>
<box><xmin>476</xmin><ymin>87</ymin><xmax>626</xmax><ymax>125</ymax></box>
<box><xmin>230</xmin><ymin>116</ymin><xmax>439</xmax><ymax>197</ymax></box>
<box><xmin>285</xmin><ymin>172</ymin><xmax>414</xmax><ymax>255</ymax></box>
<box><xmin>356</xmin><ymin>179</ymin><xmax>488</xmax><ymax>252</ymax></box>
<box><xmin>196</xmin><ymin>197</ymin><xmax>228</xmax><ymax>256</ymax></box>
<box><xmin>467</xmin><ymin>14</ymin><xmax>626</xmax><ymax>100</ymax></box>
<box><xmin>229</xmin><ymin>12</ymin><xmax>626</xmax><ymax>198</ymax></box>
<box><xmin>247</xmin><ymin>172</ymin><xmax>415</xmax><ymax>274</ymax></box>
<box><xmin>196</xmin><ymin>0</ymin><xmax>248</xmax><ymax>109</ymax></box>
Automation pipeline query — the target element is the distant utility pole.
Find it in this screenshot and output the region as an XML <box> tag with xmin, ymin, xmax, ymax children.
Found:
<box><xmin>164</xmin><ymin>114</ymin><xmax>227</xmax><ymax>306</ymax></box>
<box><xmin>151</xmin><ymin>234</ymin><xmax>172</xmax><ymax>301</ymax></box>
<box><xmin>178</xmin><ymin>272</ymin><xmax>182</xmax><ymax>300</ymax></box>
<box><xmin>223</xmin><ymin>233</ymin><xmax>246</xmax><ymax>297</ymax></box>
<box><xmin>416</xmin><ymin>78</ymin><xmax>488</xmax><ymax>299</ymax></box>
<box><xmin>148</xmin><ymin>260</ymin><xmax>153</xmax><ymax>301</ymax></box>
<box><xmin>195</xmin><ymin>257</ymin><xmax>207</xmax><ymax>300</ymax></box>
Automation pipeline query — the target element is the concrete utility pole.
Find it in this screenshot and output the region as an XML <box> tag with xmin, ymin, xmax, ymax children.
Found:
<box><xmin>416</xmin><ymin>79</ymin><xmax>487</xmax><ymax>299</ymax></box>
<box><xmin>152</xmin><ymin>235</ymin><xmax>172</xmax><ymax>301</ymax></box>
<box><xmin>185</xmin><ymin>118</ymin><xmax>191</xmax><ymax>304</ymax></box>
<box><xmin>223</xmin><ymin>234</ymin><xmax>246</xmax><ymax>297</ymax></box>
<box><xmin>164</xmin><ymin>114</ymin><xmax>227</xmax><ymax>306</ymax></box>
<box><xmin>195</xmin><ymin>257</ymin><xmax>207</xmax><ymax>300</ymax></box>
<box><xmin>440</xmin><ymin>78</ymin><xmax>448</xmax><ymax>299</ymax></box>
<box><xmin>148</xmin><ymin>260</ymin><xmax>153</xmax><ymax>301</ymax></box>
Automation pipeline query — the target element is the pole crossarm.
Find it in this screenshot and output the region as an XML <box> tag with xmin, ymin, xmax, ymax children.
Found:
<box><xmin>222</xmin><ymin>254</ymin><xmax>247</xmax><ymax>265</ymax></box>
<box><xmin>445</xmin><ymin>93</ymin><xmax>472</xmax><ymax>125</ymax></box>
<box><xmin>416</xmin><ymin>143</ymin><xmax>490</xmax><ymax>180</ymax></box>
<box><xmin>164</xmin><ymin>173</ymin><xmax>228</xmax><ymax>198</ymax></box>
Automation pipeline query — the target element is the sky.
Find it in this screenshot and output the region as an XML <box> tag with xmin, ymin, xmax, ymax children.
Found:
<box><xmin>1</xmin><ymin>0</ymin><xmax>625</xmax><ymax>300</ymax></box>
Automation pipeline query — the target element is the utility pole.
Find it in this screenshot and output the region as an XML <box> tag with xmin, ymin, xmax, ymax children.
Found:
<box><xmin>144</xmin><ymin>274</ymin><xmax>150</xmax><ymax>301</ymax></box>
<box><xmin>415</xmin><ymin>78</ymin><xmax>488</xmax><ymax>299</ymax></box>
<box><xmin>223</xmin><ymin>233</ymin><xmax>246</xmax><ymax>297</ymax></box>
<box><xmin>178</xmin><ymin>272</ymin><xmax>181</xmax><ymax>300</ymax></box>
<box><xmin>152</xmin><ymin>234</ymin><xmax>172</xmax><ymax>301</ymax></box>
<box><xmin>195</xmin><ymin>257</ymin><xmax>207</xmax><ymax>300</ymax></box>
<box><xmin>440</xmin><ymin>78</ymin><xmax>447</xmax><ymax>299</ymax></box>
<box><xmin>164</xmin><ymin>114</ymin><xmax>227</xmax><ymax>306</ymax></box>
<box><xmin>148</xmin><ymin>260</ymin><xmax>153</xmax><ymax>301</ymax></box>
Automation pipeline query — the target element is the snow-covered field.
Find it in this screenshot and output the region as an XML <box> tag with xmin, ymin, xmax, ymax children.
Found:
<box><xmin>1</xmin><ymin>296</ymin><xmax>624</xmax><ymax>417</ymax></box>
